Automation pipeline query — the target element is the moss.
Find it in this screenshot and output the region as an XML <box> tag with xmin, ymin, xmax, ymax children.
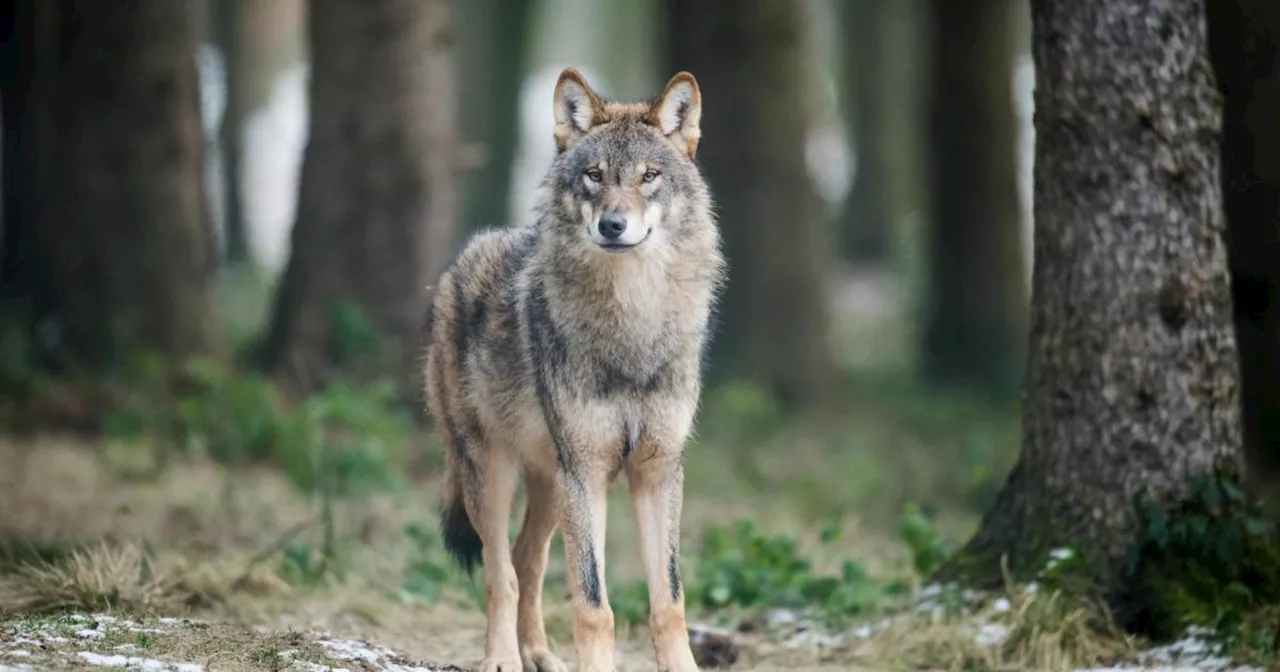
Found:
<box><xmin>1117</xmin><ymin>470</ymin><xmax>1280</xmax><ymax>659</ymax></box>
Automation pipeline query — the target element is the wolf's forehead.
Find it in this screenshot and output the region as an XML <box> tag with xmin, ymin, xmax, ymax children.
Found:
<box><xmin>582</xmin><ymin>122</ymin><xmax>673</xmax><ymax>164</ymax></box>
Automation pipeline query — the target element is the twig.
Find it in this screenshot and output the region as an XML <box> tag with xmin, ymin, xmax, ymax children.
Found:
<box><xmin>230</xmin><ymin>517</ymin><xmax>321</xmax><ymax>590</ymax></box>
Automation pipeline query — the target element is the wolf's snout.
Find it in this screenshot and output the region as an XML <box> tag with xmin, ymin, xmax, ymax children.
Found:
<box><xmin>598</xmin><ymin>212</ymin><xmax>628</xmax><ymax>240</ymax></box>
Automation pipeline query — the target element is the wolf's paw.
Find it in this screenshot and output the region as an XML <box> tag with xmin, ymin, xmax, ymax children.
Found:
<box><xmin>480</xmin><ymin>655</ymin><xmax>524</xmax><ymax>672</ymax></box>
<box><xmin>521</xmin><ymin>648</ymin><xmax>569</xmax><ymax>672</ymax></box>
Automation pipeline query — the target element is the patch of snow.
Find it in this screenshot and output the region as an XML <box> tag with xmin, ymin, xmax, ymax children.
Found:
<box><xmin>76</xmin><ymin>628</ymin><xmax>106</xmax><ymax>640</ymax></box>
<box><xmin>973</xmin><ymin>622</ymin><xmax>1009</xmax><ymax>647</ymax></box>
<box><xmin>77</xmin><ymin>651</ymin><xmax>203</xmax><ymax>671</ymax></box>
<box><xmin>0</xmin><ymin>664</ymin><xmax>35</xmax><ymax>672</ymax></box>
<box><xmin>992</xmin><ymin>597</ymin><xmax>1011</xmax><ymax>613</ymax></box>
<box><xmin>0</xmin><ymin>651</ymin><xmax>30</xmax><ymax>658</ymax></box>
<box><xmin>315</xmin><ymin>638</ymin><xmax>382</xmax><ymax>662</ymax></box>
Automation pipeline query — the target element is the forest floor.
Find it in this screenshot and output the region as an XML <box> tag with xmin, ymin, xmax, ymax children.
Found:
<box><xmin>0</xmin><ymin>415</ymin><xmax>1267</xmax><ymax>670</ymax></box>
<box><xmin>0</xmin><ymin>268</ymin><xmax>1272</xmax><ymax>671</ymax></box>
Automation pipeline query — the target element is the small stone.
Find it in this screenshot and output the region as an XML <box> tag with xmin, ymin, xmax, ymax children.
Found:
<box><xmin>689</xmin><ymin>625</ymin><xmax>739</xmax><ymax>669</ymax></box>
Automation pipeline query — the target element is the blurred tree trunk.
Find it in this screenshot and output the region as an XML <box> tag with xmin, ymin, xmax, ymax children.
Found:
<box><xmin>262</xmin><ymin>0</ymin><xmax>458</xmax><ymax>396</ymax></box>
<box><xmin>941</xmin><ymin>0</ymin><xmax>1240</xmax><ymax>586</ymax></box>
<box><xmin>837</xmin><ymin>0</ymin><xmax>900</xmax><ymax>265</ymax></box>
<box><xmin>1207</xmin><ymin>0</ymin><xmax>1280</xmax><ymax>500</ymax></box>
<box><xmin>921</xmin><ymin>0</ymin><xmax>1026</xmax><ymax>390</ymax></box>
<box><xmin>0</xmin><ymin>0</ymin><xmax>43</xmax><ymax>312</ymax></box>
<box><xmin>28</xmin><ymin>1</ymin><xmax>217</xmax><ymax>367</ymax></box>
<box><xmin>454</xmin><ymin>0</ymin><xmax>532</xmax><ymax>231</ymax></box>
<box><xmin>666</xmin><ymin>0</ymin><xmax>834</xmax><ymax>406</ymax></box>
<box><xmin>213</xmin><ymin>0</ymin><xmax>252</xmax><ymax>267</ymax></box>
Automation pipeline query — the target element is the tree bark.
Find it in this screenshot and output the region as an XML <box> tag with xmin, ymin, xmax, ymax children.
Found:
<box><xmin>454</xmin><ymin>0</ymin><xmax>533</xmax><ymax>232</ymax></box>
<box><xmin>1206</xmin><ymin>0</ymin><xmax>1280</xmax><ymax>500</ymax></box>
<box><xmin>941</xmin><ymin>0</ymin><xmax>1241</xmax><ymax>586</ymax></box>
<box><xmin>31</xmin><ymin>1</ymin><xmax>217</xmax><ymax>367</ymax></box>
<box><xmin>0</xmin><ymin>0</ymin><xmax>43</xmax><ymax>309</ymax></box>
<box><xmin>665</xmin><ymin>0</ymin><xmax>834</xmax><ymax>407</ymax></box>
<box><xmin>262</xmin><ymin>0</ymin><xmax>458</xmax><ymax>395</ymax></box>
<box><xmin>837</xmin><ymin>0</ymin><xmax>901</xmax><ymax>265</ymax></box>
<box><xmin>921</xmin><ymin>0</ymin><xmax>1027</xmax><ymax>391</ymax></box>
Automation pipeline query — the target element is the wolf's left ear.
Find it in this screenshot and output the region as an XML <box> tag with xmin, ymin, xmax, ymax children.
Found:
<box><xmin>554</xmin><ymin>68</ymin><xmax>604</xmax><ymax>152</ymax></box>
<box><xmin>648</xmin><ymin>72</ymin><xmax>702</xmax><ymax>159</ymax></box>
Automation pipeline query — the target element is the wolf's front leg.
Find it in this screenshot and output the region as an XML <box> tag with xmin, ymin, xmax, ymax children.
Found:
<box><xmin>627</xmin><ymin>454</ymin><xmax>698</xmax><ymax>672</ymax></box>
<box><xmin>557</xmin><ymin>468</ymin><xmax>615</xmax><ymax>671</ymax></box>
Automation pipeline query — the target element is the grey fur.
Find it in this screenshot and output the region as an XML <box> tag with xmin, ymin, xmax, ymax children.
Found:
<box><xmin>424</xmin><ymin>68</ymin><xmax>722</xmax><ymax>672</ymax></box>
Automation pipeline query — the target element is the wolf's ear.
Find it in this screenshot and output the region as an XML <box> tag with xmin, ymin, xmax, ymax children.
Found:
<box><xmin>648</xmin><ymin>71</ymin><xmax>702</xmax><ymax>158</ymax></box>
<box><xmin>554</xmin><ymin>68</ymin><xmax>604</xmax><ymax>152</ymax></box>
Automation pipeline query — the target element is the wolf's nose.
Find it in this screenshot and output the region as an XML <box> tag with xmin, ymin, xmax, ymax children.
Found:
<box><xmin>599</xmin><ymin>212</ymin><xmax>628</xmax><ymax>240</ymax></box>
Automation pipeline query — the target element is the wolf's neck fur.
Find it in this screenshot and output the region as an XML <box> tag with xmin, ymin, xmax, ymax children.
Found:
<box><xmin>529</xmin><ymin>211</ymin><xmax>722</xmax><ymax>372</ymax></box>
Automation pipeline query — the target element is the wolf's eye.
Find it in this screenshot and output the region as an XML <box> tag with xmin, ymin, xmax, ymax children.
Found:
<box><xmin>642</xmin><ymin>169</ymin><xmax>661</xmax><ymax>183</ymax></box>
<box><xmin>585</xmin><ymin>168</ymin><xmax>604</xmax><ymax>183</ymax></box>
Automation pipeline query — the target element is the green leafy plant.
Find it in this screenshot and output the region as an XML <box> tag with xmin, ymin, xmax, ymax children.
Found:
<box><xmin>1124</xmin><ymin>470</ymin><xmax>1280</xmax><ymax>658</ymax></box>
<box><xmin>900</xmin><ymin>501</ymin><xmax>949</xmax><ymax>578</ymax></box>
<box><xmin>686</xmin><ymin>520</ymin><xmax>887</xmax><ymax>624</ymax></box>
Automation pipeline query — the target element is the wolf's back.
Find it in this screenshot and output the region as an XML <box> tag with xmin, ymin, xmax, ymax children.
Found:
<box><xmin>423</xmin><ymin>227</ymin><xmax>536</xmax><ymax>572</ymax></box>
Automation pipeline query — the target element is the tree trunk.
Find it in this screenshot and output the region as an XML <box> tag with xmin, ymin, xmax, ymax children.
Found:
<box><xmin>34</xmin><ymin>1</ymin><xmax>216</xmax><ymax>367</ymax></box>
<box><xmin>921</xmin><ymin>0</ymin><xmax>1026</xmax><ymax>391</ymax></box>
<box><xmin>1207</xmin><ymin>0</ymin><xmax>1280</xmax><ymax>501</ymax></box>
<box><xmin>942</xmin><ymin>0</ymin><xmax>1241</xmax><ymax>586</ymax></box>
<box><xmin>836</xmin><ymin>0</ymin><xmax>899</xmax><ymax>265</ymax></box>
<box><xmin>665</xmin><ymin>0</ymin><xmax>834</xmax><ymax>407</ymax></box>
<box><xmin>0</xmin><ymin>0</ymin><xmax>42</xmax><ymax>309</ymax></box>
<box><xmin>262</xmin><ymin>0</ymin><xmax>458</xmax><ymax>396</ymax></box>
<box><xmin>454</xmin><ymin>0</ymin><xmax>533</xmax><ymax>232</ymax></box>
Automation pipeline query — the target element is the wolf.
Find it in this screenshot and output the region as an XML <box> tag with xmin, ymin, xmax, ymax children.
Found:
<box><xmin>422</xmin><ymin>67</ymin><xmax>725</xmax><ymax>672</ymax></box>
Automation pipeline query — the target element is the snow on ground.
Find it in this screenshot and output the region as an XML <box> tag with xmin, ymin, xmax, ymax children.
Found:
<box><xmin>0</xmin><ymin>613</ymin><xmax>460</xmax><ymax>672</ymax></box>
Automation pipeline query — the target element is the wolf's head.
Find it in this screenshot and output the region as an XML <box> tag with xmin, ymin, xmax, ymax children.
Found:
<box><xmin>540</xmin><ymin>68</ymin><xmax>709</xmax><ymax>255</ymax></box>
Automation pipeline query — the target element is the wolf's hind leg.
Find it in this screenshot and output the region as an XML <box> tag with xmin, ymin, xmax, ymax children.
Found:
<box><xmin>512</xmin><ymin>470</ymin><xmax>568</xmax><ymax>672</ymax></box>
<box><xmin>628</xmin><ymin>454</ymin><xmax>698</xmax><ymax>672</ymax></box>
<box><xmin>467</xmin><ymin>455</ymin><xmax>523</xmax><ymax>672</ymax></box>
<box><xmin>557</xmin><ymin>468</ymin><xmax>615</xmax><ymax>672</ymax></box>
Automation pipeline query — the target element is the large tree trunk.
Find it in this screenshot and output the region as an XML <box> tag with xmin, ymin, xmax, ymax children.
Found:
<box><xmin>262</xmin><ymin>0</ymin><xmax>458</xmax><ymax>395</ymax></box>
<box><xmin>836</xmin><ymin>0</ymin><xmax>906</xmax><ymax>265</ymax></box>
<box><xmin>32</xmin><ymin>1</ymin><xmax>216</xmax><ymax>367</ymax></box>
<box><xmin>0</xmin><ymin>0</ymin><xmax>43</xmax><ymax>311</ymax></box>
<box><xmin>454</xmin><ymin>0</ymin><xmax>532</xmax><ymax>232</ymax></box>
<box><xmin>921</xmin><ymin>0</ymin><xmax>1026</xmax><ymax>390</ymax></box>
<box><xmin>665</xmin><ymin>0</ymin><xmax>834</xmax><ymax>406</ymax></box>
<box><xmin>942</xmin><ymin>0</ymin><xmax>1241</xmax><ymax>586</ymax></box>
<box><xmin>1207</xmin><ymin>0</ymin><xmax>1280</xmax><ymax>500</ymax></box>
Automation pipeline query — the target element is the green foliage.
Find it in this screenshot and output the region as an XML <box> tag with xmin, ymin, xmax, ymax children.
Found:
<box><xmin>900</xmin><ymin>501</ymin><xmax>949</xmax><ymax>578</ymax></box>
<box><xmin>327</xmin><ymin>299</ymin><xmax>385</xmax><ymax>368</ymax></box>
<box><xmin>1125</xmin><ymin>471</ymin><xmax>1280</xmax><ymax>657</ymax></box>
<box><xmin>400</xmin><ymin>523</ymin><xmax>484</xmax><ymax>607</ymax></box>
<box><xmin>101</xmin><ymin>345</ymin><xmax>413</xmax><ymax>582</ymax></box>
<box><xmin>102</xmin><ymin>353</ymin><xmax>408</xmax><ymax>495</ymax></box>
<box><xmin>615</xmin><ymin>520</ymin><xmax>898</xmax><ymax>627</ymax></box>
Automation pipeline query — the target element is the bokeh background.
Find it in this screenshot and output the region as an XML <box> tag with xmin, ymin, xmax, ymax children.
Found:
<box><xmin>6</xmin><ymin>1</ymin><xmax>1253</xmax><ymax>670</ymax></box>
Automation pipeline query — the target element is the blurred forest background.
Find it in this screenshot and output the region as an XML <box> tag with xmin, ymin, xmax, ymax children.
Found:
<box><xmin>0</xmin><ymin>0</ymin><xmax>1278</xmax><ymax>670</ymax></box>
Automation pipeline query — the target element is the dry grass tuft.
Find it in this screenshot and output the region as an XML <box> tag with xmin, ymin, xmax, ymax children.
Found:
<box><xmin>850</xmin><ymin>587</ymin><xmax>1137</xmax><ymax>671</ymax></box>
<box><xmin>0</xmin><ymin>542</ymin><xmax>199</xmax><ymax>615</ymax></box>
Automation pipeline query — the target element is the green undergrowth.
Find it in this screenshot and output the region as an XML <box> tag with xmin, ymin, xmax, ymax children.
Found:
<box><xmin>1122</xmin><ymin>470</ymin><xmax>1280</xmax><ymax>662</ymax></box>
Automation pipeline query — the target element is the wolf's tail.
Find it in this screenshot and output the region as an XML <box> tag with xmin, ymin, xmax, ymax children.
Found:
<box><xmin>441</xmin><ymin>471</ymin><xmax>483</xmax><ymax>574</ymax></box>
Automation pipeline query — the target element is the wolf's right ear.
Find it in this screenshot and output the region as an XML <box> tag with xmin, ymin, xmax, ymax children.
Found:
<box><xmin>554</xmin><ymin>68</ymin><xmax>604</xmax><ymax>152</ymax></box>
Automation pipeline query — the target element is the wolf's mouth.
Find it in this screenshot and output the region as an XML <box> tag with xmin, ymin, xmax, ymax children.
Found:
<box><xmin>596</xmin><ymin>229</ymin><xmax>651</xmax><ymax>253</ymax></box>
